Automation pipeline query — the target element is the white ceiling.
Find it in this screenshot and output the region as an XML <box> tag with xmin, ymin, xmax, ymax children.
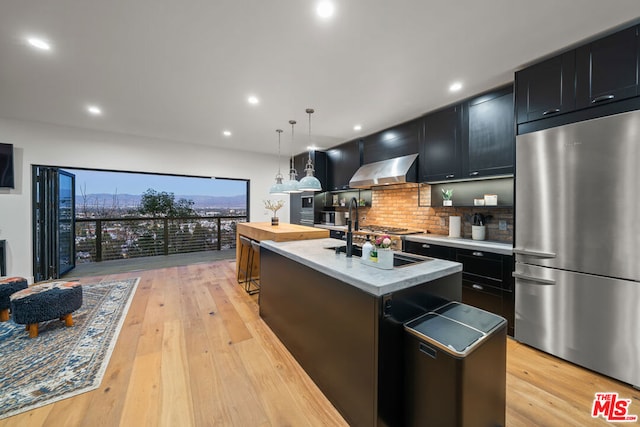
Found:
<box><xmin>1</xmin><ymin>1</ymin><xmax>639</xmax><ymax>156</ymax></box>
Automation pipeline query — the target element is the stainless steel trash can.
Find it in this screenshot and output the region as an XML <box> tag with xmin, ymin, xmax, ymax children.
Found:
<box><xmin>404</xmin><ymin>302</ymin><xmax>506</xmax><ymax>427</ymax></box>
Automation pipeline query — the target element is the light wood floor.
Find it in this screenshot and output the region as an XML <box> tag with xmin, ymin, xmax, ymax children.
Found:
<box><xmin>1</xmin><ymin>260</ymin><xmax>638</xmax><ymax>426</ymax></box>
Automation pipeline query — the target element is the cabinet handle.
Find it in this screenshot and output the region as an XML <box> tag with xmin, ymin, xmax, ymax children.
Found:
<box><xmin>542</xmin><ymin>108</ymin><xmax>560</xmax><ymax>115</ymax></box>
<box><xmin>472</xmin><ymin>284</ymin><xmax>484</xmax><ymax>290</ymax></box>
<box><xmin>469</xmin><ymin>171</ymin><xmax>479</xmax><ymax>176</ymax></box>
<box><xmin>472</xmin><ymin>251</ymin><xmax>484</xmax><ymax>257</ymax></box>
<box><xmin>445</xmin><ymin>174</ymin><xmax>455</xmax><ymax>179</ymax></box>
<box><xmin>592</xmin><ymin>94</ymin><xmax>615</xmax><ymax>104</ymax></box>
<box><xmin>421</xmin><ymin>244</ymin><xmax>431</xmax><ymax>248</ymax></box>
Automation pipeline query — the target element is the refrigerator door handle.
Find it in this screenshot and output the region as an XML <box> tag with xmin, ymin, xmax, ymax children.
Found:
<box><xmin>513</xmin><ymin>248</ymin><xmax>556</xmax><ymax>258</ymax></box>
<box><xmin>512</xmin><ymin>272</ymin><xmax>556</xmax><ymax>285</ymax></box>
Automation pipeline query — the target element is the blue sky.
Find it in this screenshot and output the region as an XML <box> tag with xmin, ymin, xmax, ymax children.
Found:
<box><xmin>66</xmin><ymin>169</ymin><xmax>247</xmax><ymax>196</ymax></box>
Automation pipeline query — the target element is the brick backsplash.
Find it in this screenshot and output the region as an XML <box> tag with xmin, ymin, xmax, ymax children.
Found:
<box><xmin>360</xmin><ymin>183</ymin><xmax>513</xmax><ymax>243</ymax></box>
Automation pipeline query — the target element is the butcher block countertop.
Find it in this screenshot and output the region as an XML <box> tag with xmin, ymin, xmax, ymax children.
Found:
<box><xmin>235</xmin><ymin>222</ymin><xmax>329</xmax><ymax>280</ymax></box>
<box><xmin>237</xmin><ymin>222</ymin><xmax>329</xmax><ymax>242</ymax></box>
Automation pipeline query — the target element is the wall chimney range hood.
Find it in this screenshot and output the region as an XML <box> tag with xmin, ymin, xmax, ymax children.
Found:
<box><xmin>349</xmin><ymin>153</ymin><xmax>419</xmax><ymax>189</ymax></box>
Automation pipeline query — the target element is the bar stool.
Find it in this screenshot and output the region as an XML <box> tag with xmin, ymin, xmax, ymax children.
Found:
<box><xmin>245</xmin><ymin>240</ymin><xmax>261</xmax><ymax>295</ymax></box>
<box><xmin>238</xmin><ymin>236</ymin><xmax>252</xmax><ymax>284</ymax></box>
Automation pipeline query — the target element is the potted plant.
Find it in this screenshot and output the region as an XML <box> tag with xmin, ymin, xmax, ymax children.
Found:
<box><xmin>264</xmin><ymin>199</ymin><xmax>285</xmax><ymax>226</ymax></box>
<box><xmin>442</xmin><ymin>188</ymin><xmax>453</xmax><ymax>206</ymax></box>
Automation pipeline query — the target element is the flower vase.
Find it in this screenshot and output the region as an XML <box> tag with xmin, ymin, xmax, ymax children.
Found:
<box><xmin>271</xmin><ymin>217</ymin><xmax>279</xmax><ymax>226</ymax></box>
<box><xmin>377</xmin><ymin>249</ymin><xmax>394</xmax><ymax>269</ymax></box>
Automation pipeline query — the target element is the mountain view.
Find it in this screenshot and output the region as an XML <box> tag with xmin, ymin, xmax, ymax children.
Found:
<box><xmin>76</xmin><ymin>193</ymin><xmax>246</xmax><ymax>210</ymax></box>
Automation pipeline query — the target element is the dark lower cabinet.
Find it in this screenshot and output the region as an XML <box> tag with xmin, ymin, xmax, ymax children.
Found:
<box><xmin>404</xmin><ymin>240</ymin><xmax>455</xmax><ymax>260</ymax></box>
<box><xmin>329</xmin><ymin>229</ymin><xmax>346</xmax><ymax>240</ymax></box>
<box><xmin>405</xmin><ymin>240</ymin><xmax>515</xmax><ymax>336</ymax></box>
<box><xmin>462</xmin><ymin>280</ymin><xmax>514</xmax><ymax>337</ymax></box>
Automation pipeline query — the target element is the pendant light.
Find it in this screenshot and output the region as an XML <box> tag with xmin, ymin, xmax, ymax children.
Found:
<box><xmin>298</xmin><ymin>108</ymin><xmax>323</xmax><ymax>192</ymax></box>
<box><xmin>269</xmin><ymin>129</ymin><xmax>286</xmax><ymax>195</ymax></box>
<box><xmin>282</xmin><ymin>119</ymin><xmax>302</xmax><ymax>194</ymax></box>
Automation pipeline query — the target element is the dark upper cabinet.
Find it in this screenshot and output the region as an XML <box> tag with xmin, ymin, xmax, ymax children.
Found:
<box><xmin>463</xmin><ymin>86</ymin><xmax>515</xmax><ymax>178</ymax></box>
<box><xmin>515</xmin><ymin>51</ymin><xmax>576</xmax><ymax>124</ymax></box>
<box><xmin>575</xmin><ymin>25</ymin><xmax>639</xmax><ymax>109</ymax></box>
<box><xmin>362</xmin><ymin>119</ymin><xmax>420</xmax><ymax>164</ymax></box>
<box><xmin>326</xmin><ymin>139</ymin><xmax>362</xmax><ymax>191</ymax></box>
<box><xmin>292</xmin><ymin>153</ymin><xmax>306</xmax><ymax>180</ymax></box>
<box><xmin>419</xmin><ymin>106</ymin><xmax>462</xmax><ymax>182</ymax></box>
<box><xmin>294</xmin><ymin>150</ymin><xmax>328</xmax><ymax>190</ymax></box>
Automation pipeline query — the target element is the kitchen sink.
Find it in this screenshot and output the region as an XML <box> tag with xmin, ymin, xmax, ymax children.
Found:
<box><xmin>327</xmin><ymin>246</ymin><xmax>432</xmax><ymax>267</ymax></box>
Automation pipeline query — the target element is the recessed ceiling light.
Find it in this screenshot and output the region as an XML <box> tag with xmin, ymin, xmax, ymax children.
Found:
<box><xmin>353</xmin><ymin>124</ymin><xmax>362</xmax><ymax>131</ymax></box>
<box><xmin>316</xmin><ymin>1</ymin><xmax>335</xmax><ymax>18</ymax></box>
<box><xmin>86</xmin><ymin>105</ymin><xmax>102</xmax><ymax>116</ymax></box>
<box><xmin>247</xmin><ymin>95</ymin><xmax>259</xmax><ymax>105</ymax></box>
<box><xmin>449</xmin><ymin>82</ymin><xmax>463</xmax><ymax>92</ymax></box>
<box><xmin>223</xmin><ymin>130</ymin><xmax>232</xmax><ymax>137</ymax></box>
<box><xmin>27</xmin><ymin>37</ymin><xmax>51</xmax><ymax>51</ymax></box>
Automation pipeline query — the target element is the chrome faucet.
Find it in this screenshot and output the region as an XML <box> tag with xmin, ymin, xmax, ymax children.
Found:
<box><xmin>346</xmin><ymin>197</ymin><xmax>359</xmax><ymax>257</ymax></box>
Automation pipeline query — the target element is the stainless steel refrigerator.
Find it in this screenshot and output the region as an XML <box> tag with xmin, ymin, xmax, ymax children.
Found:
<box><xmin>515</xmin><ymin>109</ymin><xmax>640</xmax><ymax>388</ymax></box>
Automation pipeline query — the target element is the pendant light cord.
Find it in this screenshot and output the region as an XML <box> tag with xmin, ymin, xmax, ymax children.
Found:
<box><xmin>276</xmin><ymin>129</ymin><xmax>283</xmax><ymax>176</ymax></box>
<box><xmin>306</xmin><ymin>108</ymin><xmax>314</xmax><ymax>163</ymax></box>
<box><xmin>289</xmin><ymin>120</ymin><xmax>297</xmax><ymax>176</ymax></box>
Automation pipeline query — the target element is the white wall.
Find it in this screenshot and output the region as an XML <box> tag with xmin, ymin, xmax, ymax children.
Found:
<box><xmin>0</xmin><ymin>117</ymin><xmax>291</xmax><ymax>281</ymax></box>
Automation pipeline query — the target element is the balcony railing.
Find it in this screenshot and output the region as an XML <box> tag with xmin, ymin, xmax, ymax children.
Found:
<box><xmin>75</xmin><ymin>215</ymin><xmax>246</xmax><ymax>263</ymax></box>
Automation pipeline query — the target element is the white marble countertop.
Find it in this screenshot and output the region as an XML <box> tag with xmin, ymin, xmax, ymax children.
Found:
<box><xmin>260</xmin><ymin>238</ymin><xmax>462</xmax><ymax>297</ymax></box>
<box><xmin>315</xmin><ymin>225</ymin><xmax>513</xmax><ymax>256</ymax></box>
<box><xmin>315</xmin><ymin>224</ymin><xmax>348</xmax><ymax>231</ymax></box>
<box><xmin>405</xmin><ymin>234</ymin><xmax>513</xmax><ymax>256</ymax></box>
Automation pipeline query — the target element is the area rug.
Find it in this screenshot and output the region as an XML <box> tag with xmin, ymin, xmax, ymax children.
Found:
<box><xmin>0</xmin><ymin>277</ymin><xmax>139</xmax><ymax>419</ymax></box>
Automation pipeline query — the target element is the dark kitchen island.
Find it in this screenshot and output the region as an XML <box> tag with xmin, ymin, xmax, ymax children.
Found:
<box><xmin>259</xmin><ymin>238</ymin><xmax>462</xmax><ymax>427</ymax></box>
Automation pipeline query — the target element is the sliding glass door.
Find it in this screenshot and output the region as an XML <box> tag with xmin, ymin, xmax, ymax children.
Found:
<box><xmin>32</xmin><ymin>166</ymin><xmax>76</xmax><ymax>281</ymax></box>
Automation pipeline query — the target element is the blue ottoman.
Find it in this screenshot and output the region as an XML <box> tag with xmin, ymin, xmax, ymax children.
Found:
<box><xmin>0</xmin><ymin>277</ymin><xmax>28</xmax><ymax>322</ymax></box>
<box><xmin>10</xmin><ymin>281</ymin><xmax>83</xmax><ymax>338</ymax></box>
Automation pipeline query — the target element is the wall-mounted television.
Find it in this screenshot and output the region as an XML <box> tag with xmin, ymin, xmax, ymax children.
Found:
<box><xmin>0</xmin><ymin>143</ymin><xmax>15</xmax><ymax>188</ymax></box>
